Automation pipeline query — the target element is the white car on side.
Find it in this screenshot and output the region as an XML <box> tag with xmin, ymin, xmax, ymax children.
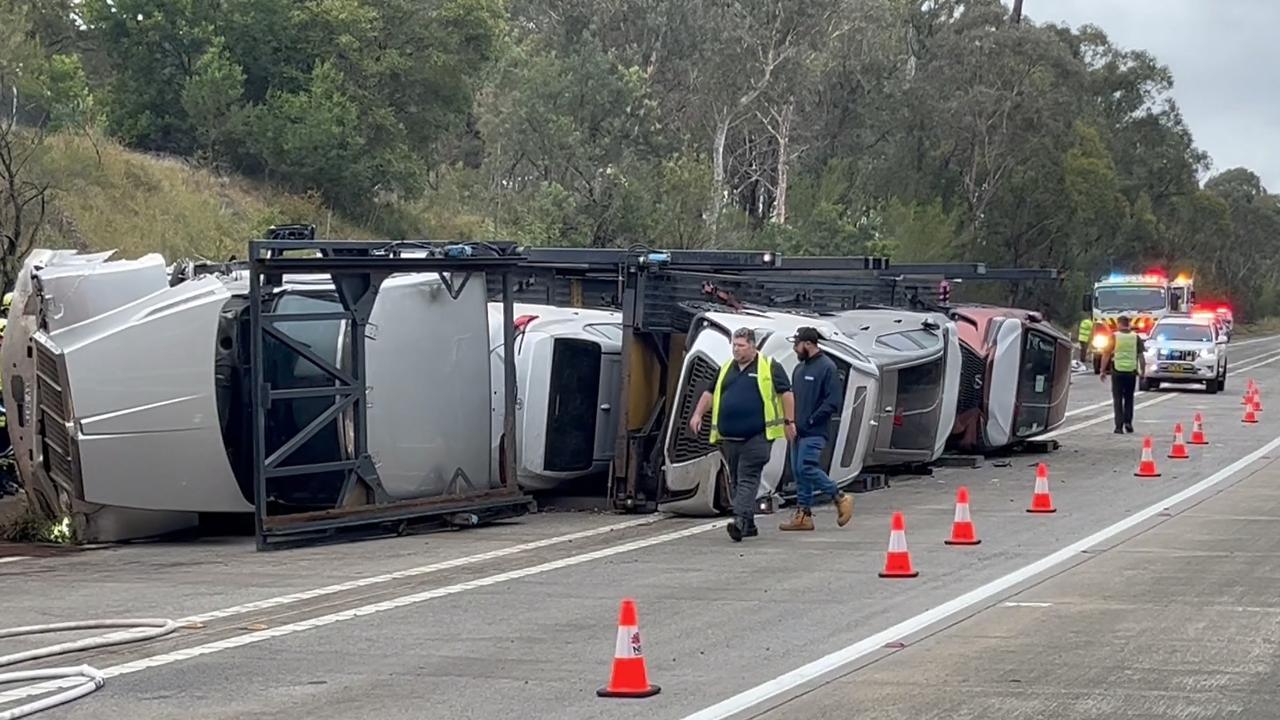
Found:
<box><xmin>1141</xmin><ymin>315</ymin><xmax>1229</xmax><ymax>393</ymax></box>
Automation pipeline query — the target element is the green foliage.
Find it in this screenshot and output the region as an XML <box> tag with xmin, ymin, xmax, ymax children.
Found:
<box><xmin>182</xmin><ymin>39</ymin><xmax>246</xmax><ymax>159</ymax></box>
<box><xmin>82</xmin><ymin>0</ymin><xmax>505</xmax><ymax>213</ymax></box>
<box><xmin>5</xmin><ymin>0</ymin><xmax>1280</xmax><ymax>324</ymax></box>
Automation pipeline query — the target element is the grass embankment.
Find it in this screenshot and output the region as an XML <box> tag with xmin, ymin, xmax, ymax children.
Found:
<box><xmin>29</xmin><ymin>131</ymin><xmax>372</xmax><ymax>260</ymax></box>
<box><xmin>1233</xmin><ymin>319</ymin><xmax>1280</xmax><ymax>339</ymax></box>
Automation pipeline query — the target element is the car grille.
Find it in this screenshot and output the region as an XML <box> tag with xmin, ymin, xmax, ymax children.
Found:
<box><xmin>957</xmin><ymin>344</ymin><xmax>985</xmax><ymax>414</ymax></box>
<box><xmin>669</xmin><ymin>355</ymin><xmax>719</xmax><ymax>464</ymax></box>
<box><xmin>34</xmin><ymin>344</ymin><xmax>76</xmax><ymax>488</ymax></box>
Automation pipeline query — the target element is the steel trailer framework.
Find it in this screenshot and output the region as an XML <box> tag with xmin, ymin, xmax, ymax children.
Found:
<box><xmin>247</xmin><ymin>238</ymin><xmax>532</xmax><ymax>549</ymax></box>
<box><xmin>474</xmin><ymin>249</ymin><xmax>1062</xmax><ymax>512</ymax></box>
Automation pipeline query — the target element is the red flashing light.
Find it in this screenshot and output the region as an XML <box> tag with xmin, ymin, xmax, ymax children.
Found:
<box><xmin>893</xmin><ymin>411</ymin><xmax>904</xmax><ymax>428</ymax></box>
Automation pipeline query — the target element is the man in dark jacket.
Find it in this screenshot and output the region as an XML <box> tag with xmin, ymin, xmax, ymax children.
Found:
<box><xmin>780</xmin><ymin>326</ymin><xmax>853</xmax><ymax>532</ymax></box>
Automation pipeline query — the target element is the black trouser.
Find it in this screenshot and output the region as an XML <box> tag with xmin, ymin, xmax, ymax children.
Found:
<box><xmin>719</xmin><ymin>434</ymin><xmax>773</xmax><ymax>528</ymax></box>
<box><xmin>1111</xmin><ymin>372</ymin><xmax>1137</xmax><ymax>430</ymax></box>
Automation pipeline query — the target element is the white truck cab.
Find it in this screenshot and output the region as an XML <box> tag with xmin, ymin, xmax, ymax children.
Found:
<box><xmin>660</xmin><ymin>310</ymin><xmax>879</xmax><ymax>516</ymax></box>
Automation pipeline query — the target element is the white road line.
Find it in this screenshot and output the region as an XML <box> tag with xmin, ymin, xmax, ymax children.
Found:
<box><xmin>0</xmin><ymin>513</ymin><xmax>672</xmax><ymax>683</ymax></box>
<box><xmin>0</xmin><ymin>518</ymin><xmax>726</xmax><ymax>706</ymax></box>
<box><xmin>181</xmin><ymin>514</ymin><xmax>669</xmax><ymax>624</ymax></box>
<box><xmin>0</xmin><ymin>557</ymin><xmax>30</xmax><ymax>565</ymax></box>
<box><xmin>681</xmin><ymin>432</ymin><xmax>1280</xmax><ymax>720</ymax></box>
<box><xmin>1230</xmin><ymin>334</ymin><xmax>1280</xmax><ymax>348</ymax></box>
<box><xmin>1044</xmin><ymin>394</ymin><xmax>1178</xmax><ymax>439</ymax></box>
<box><xmin>1001</xmin><ymin>602</ymin><xmax>1052</xmax><ymax>608</ymax></box>
<box><xmin>1060</xmin><ymin>347</ymin><xmax>1280</xmax><ymax>423</ymax></box>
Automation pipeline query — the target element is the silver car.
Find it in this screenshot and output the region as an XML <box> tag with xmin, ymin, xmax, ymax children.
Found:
<box><xmin>1141</xmin><ymin>316</ymin><xmax>1229</xmax><ymax>393</ymax></box>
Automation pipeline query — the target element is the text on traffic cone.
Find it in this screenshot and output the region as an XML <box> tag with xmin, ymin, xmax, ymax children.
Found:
<box><xmin>597</xmin><ymin>599</ymin><xmax>661</xmax><ymax>698</ymax></box>
<box><xmin>879</xmin><ymin>511</ymin><xmax>919</xmax><ymax>578</ymax></box>
<box><xmin>945</xmin><ymin>486</ymin><xmax>981</xmax><ymax>545</ymax></box>
<box><xmin>1027</xmin><ymin>463</ymin><xmax>1056</xmax><ymax>513</ymax></box>
<box><xmin>1135</xmin><ymin>436</ymin><xmax>1162</xmax><ymax>477</ymax></box>
<box><xmin>1168</xmin><ymin>423</ymin><xmax>1190</xmax><ymax>459</ymax></box>
<box><xmin>1189</xmin><ymin>413</ymin><xmax>1208</xmax><ymax>445</ymax></box>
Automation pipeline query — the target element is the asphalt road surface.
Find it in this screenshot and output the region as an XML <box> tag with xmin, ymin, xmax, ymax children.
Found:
<box><xmin>5</xmin><ymin>334</ymin><xmax>1280</xmax><ymax>720</ymax></box>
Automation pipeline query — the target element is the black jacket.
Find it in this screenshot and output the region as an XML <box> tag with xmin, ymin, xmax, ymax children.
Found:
<box><xmin>791</xmin><ymin>352</ymin><xmax>842</xmax><ymax>439</ymax></box>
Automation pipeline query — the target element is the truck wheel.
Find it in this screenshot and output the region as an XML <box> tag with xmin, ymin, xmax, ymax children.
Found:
<box><xmin>713</xmin><ymin>465</ymin><xmax>732</xmax><ymax>515</ymax></box>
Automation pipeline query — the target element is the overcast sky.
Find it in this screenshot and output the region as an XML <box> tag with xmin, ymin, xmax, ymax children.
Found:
<box><xmin>1023</xmin><ymin>0</ymin><xmax>1280</xmax><ymax>190</ymax></box>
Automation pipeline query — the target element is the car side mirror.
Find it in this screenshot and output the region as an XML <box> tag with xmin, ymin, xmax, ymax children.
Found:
<box><xmin>1081</xmin><ymin>293</ymin><xmax>1092</xmax><ymax>313</ymax></box>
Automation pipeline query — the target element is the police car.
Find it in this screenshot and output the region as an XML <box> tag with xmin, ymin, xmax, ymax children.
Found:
<box><xmin>1141</xmin><ymin>315</ymin><xmax>1229</xmax><ymax>393</ymax></box>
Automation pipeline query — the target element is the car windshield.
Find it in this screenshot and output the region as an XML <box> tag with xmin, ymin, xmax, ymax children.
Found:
<box><xmin>1153</xmin><ymin>324</ymin><xmax>1213</xmax><ymax>343</ymax></box>
<box><xmin>1095</xmin><ymin>286</ymin><xmax>1167</xmax><ymax>312</ymax></box>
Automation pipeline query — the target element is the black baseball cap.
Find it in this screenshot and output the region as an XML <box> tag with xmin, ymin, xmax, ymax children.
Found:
<box><xmin>789</xmin><ymin>326</ymin><xmax>822</xmax><ymax>344</ymax></box>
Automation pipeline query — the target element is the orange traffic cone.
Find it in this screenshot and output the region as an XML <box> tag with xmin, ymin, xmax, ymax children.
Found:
<box><xmin>1135</xmin><ymin>437</ymin><xmax>1161</xmax><ymax>477</ymax></box>
<box><xmin>1244</xmin><ymin>403</ymin><xmax>1259</xmax><ymax>424</ymax></box>
<box><xmin>879</xmin><ymin>512</ymin><xmax>919</xmax><ymax>578</ymax></box>
<box><xmin>1168</xmin><ymin>423</ymin><xmax>1190</xmax><ymax>459</ymax></box>
<box><xmin>1189</xmin><ymin>413</ymin><xmax>1208</xmax><ymax>445</ymax></box>
<box><xmin>1253</xmin><ymin>391</ymin><xmax>1264</xmax><ymax>413</ymax></box>
<box><xmin>1027</xmin><ymin>463</ymin><xmax>1056</xmax><ymax>514</ymax></box>
<box><xmin>597</xmin><ymin>599</ymin><xmax>660</xmax><ymax>698</ymax></box>
<box><xmin>945</xmin><ymin>486</ymin><xmax>980</xmax><ymax>545</ymax></box>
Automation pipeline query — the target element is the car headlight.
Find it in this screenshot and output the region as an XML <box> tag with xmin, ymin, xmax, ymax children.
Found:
<box><xmin>1091</xmin><ymin>334</ymin><xmax>1109</xmax><ymax>350</ymax></box>
<box><xmin>1201</xmin><ymin>347</ymin><xmax>1215</xmax><ymax>359</ymax></box>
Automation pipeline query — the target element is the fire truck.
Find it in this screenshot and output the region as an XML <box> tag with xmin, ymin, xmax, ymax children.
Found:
<box><xmin>1084</xmin><ymin>272</ymin><xmax>1195</xmax><ymax>373</ymax></box>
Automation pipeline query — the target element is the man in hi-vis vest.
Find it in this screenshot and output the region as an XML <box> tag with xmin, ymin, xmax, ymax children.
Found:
<box><xmin>690</xmin><ymin>327</ymin><xmax>795</xmax><ymax>542</ymax></box>
<box><xmin>1077</xmin><ymin>316</ymin><xmax>1094</xmax><ymax>363</ymax></box>
<box><xmin>1101</xmin><ymin>315</ymin><xmax>1146</xmax><ymax>434</ymax></box>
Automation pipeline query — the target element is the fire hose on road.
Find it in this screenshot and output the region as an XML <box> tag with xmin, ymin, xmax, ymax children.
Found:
<box><xmin>0</xmin><ymin>619</ymin><xmax>179</xmax><ymax>719</ymax></box>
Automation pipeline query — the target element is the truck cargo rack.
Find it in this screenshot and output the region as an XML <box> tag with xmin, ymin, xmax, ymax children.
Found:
<box><xmin>248</xmin><ymin>234</ymin><xmax>532</xmax><ymax>549</ymax></box>
<box><xmin>458</xmin><ymin>247</ymin><xmax>906</xmax><ymax>512</ymax></box>
<box><xmin>393</xmin><ymin>245</ymin><xmax>1062</xmax><ymax>513</ymax></box>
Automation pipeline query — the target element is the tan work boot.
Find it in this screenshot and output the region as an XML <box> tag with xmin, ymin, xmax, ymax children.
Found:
<box><xmin>835</xmin><ymin>493</ymin><xmax>854</xmax><ymax>527</ymax></box>
<box><xmin>779</xmin><ymin>509</ymin><xmax>815</xmax><ymax>531</ymax></box>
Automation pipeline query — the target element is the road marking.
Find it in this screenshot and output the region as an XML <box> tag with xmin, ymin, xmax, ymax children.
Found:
<box><xmin>180</xmin><ymin>514</ymin><xmax>670</xmax><ymax>624</ymax></box>
<box><xmin>1230</xmin><ymin>335</ymin><xmax>1280</xmax><ymax>348</ymax></box>
<box><xmin>681</xmin><ymin>432</ymin><xmax>1280</xmax><ymax>720</ymax></box>
<box><xmin>0</xmin><ymin>557</ymin><xmax>30</xmax><ymax>565</ymax></box>
<box><xmin>0</xmin><ymin>512</ymin><xmax>673</xmax><ymax>691</ymax></box>
<box><xmin>1001</xmin><ymin>602</ymin><xmax>1053</xmax><ymax>608</ymax></box>
<box><xmin>1044</xmin><ymin>394</ymin><xmax>1178</xmax><ymax>439</ymax></box>
<box><xmin>1060</xmin><ymin>347</ymin><xmax>1280</xmax><ymax>424</ymax></box>
<box><xmin>0</xmin><ymin>518</ymin><xmax>726</xmax><ymax>706</ymax></box>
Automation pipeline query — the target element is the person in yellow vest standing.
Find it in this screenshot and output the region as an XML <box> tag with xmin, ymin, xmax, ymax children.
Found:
<box><xmin>690</xmin><ymin>327</ymin><xmax>796</xmax><ymax>542</ymax></box>
<box><xmin>1101</xmin><ymin>315</ymin><xmax>1146</xmax><ymax>434</ymax></box>
<box><xmin>1077</xmin><ymin>316</ymin><xmax>1094</xmax><ymax>364</ymax></box>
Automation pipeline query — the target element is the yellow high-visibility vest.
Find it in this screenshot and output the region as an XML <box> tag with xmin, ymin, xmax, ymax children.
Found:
<box><xmin>709</xmin><ymin>355</ymin><xmax>784</xmax><ymax>444</ymax></box>
<box><xmin>1077</xmin><ymin>318</ymin><xmax>1093</xmax><ymax>342</ymax></box>
<box><xmin>1113</xmin><ymin>332</ymin><xmax>1138</xmax><ymax>372</ymax></box>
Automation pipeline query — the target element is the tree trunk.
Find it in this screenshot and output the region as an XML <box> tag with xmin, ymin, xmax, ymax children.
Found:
<box><xmin>709</xmin><ymin>112</ymin><xmax>730</xmax><ymax>233</ymax></box>
<box><xmin>773</xmin><ymin>100</ymin><xmax>794</xmax><ymax>226</ymax></box>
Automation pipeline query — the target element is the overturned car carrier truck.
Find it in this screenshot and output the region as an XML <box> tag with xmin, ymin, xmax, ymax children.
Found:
<box><xmin>2</xmin><ymin>238</ymin><xmax>1066</xmax><ymax>543</ymax></box>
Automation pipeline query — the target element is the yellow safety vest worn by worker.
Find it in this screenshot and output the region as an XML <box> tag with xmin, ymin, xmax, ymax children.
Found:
<box><xmin>709</xmin><ymin>354</ymin><xmax>784</xmax><ymax>444</ymax></box>
<box><xmin>1077</xmin><ymin>318</ymin><xmax>1093</xmax><ymax>342</ymax></box>
<box><xmin>1113</xmin><ymin>332</ymin><xmax>1139</xmax><ymax>373</ymax></box>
